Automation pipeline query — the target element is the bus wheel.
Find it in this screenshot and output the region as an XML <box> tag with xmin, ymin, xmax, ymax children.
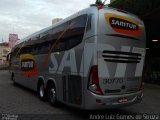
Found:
<box><xmin>48</xmin><ymin>83</ymin><xmax>58</xmax><ymax>106</ymax></box>
<box><xmin>38</xmin><ymin>82</ymin><xmax>47</xmax><ymax>101</ymax></box>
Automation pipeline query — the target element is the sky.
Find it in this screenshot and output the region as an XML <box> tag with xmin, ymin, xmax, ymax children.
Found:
<box><xmin>0</xmin><ymin>0</ymin><xmax>110</xmax><ymax>42</ymax></box>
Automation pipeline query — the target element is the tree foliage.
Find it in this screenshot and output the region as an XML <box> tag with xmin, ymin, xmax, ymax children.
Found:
<box><xmin>109</xmin><ymin>0</ymin><xmax>160</xmax><ymax>17</ymax></box>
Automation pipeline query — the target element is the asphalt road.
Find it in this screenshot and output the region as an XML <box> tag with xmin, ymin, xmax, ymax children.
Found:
<box><xmin>0</xmin><ymin>70</ymin><xmax>160</xmax><ymax>120</ymax></box>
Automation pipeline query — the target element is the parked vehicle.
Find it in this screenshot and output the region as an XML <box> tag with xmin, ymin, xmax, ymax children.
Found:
<box><xmin>8</xmin><ymin>4</ymin><xmax>146</xmax><ymax>109</ymax></box>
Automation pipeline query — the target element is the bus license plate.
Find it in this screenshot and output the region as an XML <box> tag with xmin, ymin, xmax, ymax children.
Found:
<box><xmin>118</xmin><ymin>97</ymin><xmax>128</xmax><ymax>103</ymax></box>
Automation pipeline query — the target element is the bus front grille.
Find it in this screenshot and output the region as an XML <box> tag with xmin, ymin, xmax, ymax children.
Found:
<box><xmin>102</xmin><ymin>50</ymin><xmax>141</xmax><ymax>63</ymax></box>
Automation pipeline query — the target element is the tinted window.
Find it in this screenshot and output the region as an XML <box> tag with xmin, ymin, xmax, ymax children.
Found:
<box><xmin>13</xmin><ymin>43</ymin><xmax>24</xmax><ymax>58</ymax></box>
<box><xmin>54</xmin><ymin>14</ymin><xmax>88</xmax><ymax>52</ymax></box>
<box><xmin>12</xmin><ymin>47</ymin><xmax>19</xmax><ymax>58</ymax></box>
<box><xmin>22</xmin><ymin>14</ymin><xmax>88</xmax><ymax>55</ymax></box>
<box><xmin>86</xmin><ymin>14</ymin><xmax>92</xmax><ymax>32</ymax></box>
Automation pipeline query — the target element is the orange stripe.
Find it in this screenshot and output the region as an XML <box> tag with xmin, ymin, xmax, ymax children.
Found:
<box><xmin>42</xmin><ymin>20</ymin><xmax>76</xmax><ymax>68</ymax></box>
<box><xmin>113</xmin><ymin>27</ymin><xmax>141</xmax><ymax>35</ymax></box>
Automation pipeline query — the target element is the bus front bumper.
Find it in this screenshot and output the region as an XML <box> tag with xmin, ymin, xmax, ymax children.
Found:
<box><xmin>84</xmin><ymin>91</ymin><xmax>143</xmax><ymax>110</ymax></box>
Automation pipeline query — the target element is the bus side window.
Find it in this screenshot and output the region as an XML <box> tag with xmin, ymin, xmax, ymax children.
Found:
<box><xmin>53</xmin><ymin>14</ymin><xmax>88</xmax><ymax>52</ymax></box>
<box><xmin>86</xmin><ymin>14</ymin><xmax>92</xmax><ymax>32</ymax></box>
<box><xmin>13</xmin><ymin>46</ymin><xmax>21</xmax><ymax>58</ymax></box>
<box><xmin>27</xmin><ymin>45</ymin><xmax>32</xmax><ymax>54</ymax></box>
<box><xmin>20</xmin><ymin>46</ymin><xmax>25</xmax><ymax>55</ymax></box>
<box><xmin>30</xmin><ymin>45</ymin><xmax>36</xmax><ymax>54</ymax></box>
<box><xmin>12</xmin><ymin>48</ymin><xmax>16</xmax><ymax>58</ymax></box>
<box><xmin>66</xmin><ymin>14</ymin><xmax>88</xmax><ymax>50</ymax></box>
<box><xmin>40</xmin><ymin>32</ymin><xmax>48</xmax><ymax>40</ymax></box>
<box><xmin>39</xmin><ymin>41</ymin><xmax>50</xmax><ymax>54</ymax></box>
<box><xmin>50</xmin><ymin>22</ymin><xmax>68</xmax><ymax>52</ymax></box>
<box><xmin>34</xmin><ymin>14</ymin><xmax>88</xmax><ymax>53</ymax></box>
<box><xmin>36</xmin><ymin>44</ymin><xmax>42</xmax><ymax>54</ymax></box>
<box><xmin>30</xmin><ymin>37</ymin><xmax>37</xmax><ymax>55</ymax></box>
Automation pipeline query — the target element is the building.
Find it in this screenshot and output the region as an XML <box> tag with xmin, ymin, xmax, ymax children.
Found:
<box><xmin>9</xmin><ymin>33</ymin><xmax>19</xmax><ymax>48</ymax></box>
<box><xmin>0</xmin><ymin>42</ymin><xmax>11</xmax><ymax>65</ymax></box>
<box><xmin>52</xmin><ymin>18</ymin><xmax>63</xmax><ymax>24</ymax></box>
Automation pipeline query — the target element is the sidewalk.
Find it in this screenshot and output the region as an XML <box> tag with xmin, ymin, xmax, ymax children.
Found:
<box><xmin>0</xmin><ymin>64</ymin><xmax>9</xmax><ymax>70</ymax></box>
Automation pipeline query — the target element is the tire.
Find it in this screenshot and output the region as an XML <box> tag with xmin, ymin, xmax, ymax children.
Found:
<box><xmin>37</xmin><ymin>82</ymin><xmax>47</xmax><ymax>101</ymax></box>
<box><xmin>48</xmin><ymin>83</ymin><xmax>58</xmax><ymax>106</ymax></box>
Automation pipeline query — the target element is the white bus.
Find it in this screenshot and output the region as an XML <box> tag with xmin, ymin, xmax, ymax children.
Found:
<box><xmin>9</xmin><ymin>5</ymin><xmax>146</xmax><ymax>109</ymax></box>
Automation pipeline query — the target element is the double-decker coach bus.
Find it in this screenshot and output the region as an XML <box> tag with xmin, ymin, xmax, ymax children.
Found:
<box><xmin>8</xmin><ymin>4</ymin><xmax>146</xmax><ymax>109</ymax></box>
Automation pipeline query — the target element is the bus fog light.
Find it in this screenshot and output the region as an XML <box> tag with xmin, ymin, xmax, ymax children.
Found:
<box><xmin>89</xmin><ymin>84</ymin><xmax>97</xmax><ymax>91</ymax></box>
